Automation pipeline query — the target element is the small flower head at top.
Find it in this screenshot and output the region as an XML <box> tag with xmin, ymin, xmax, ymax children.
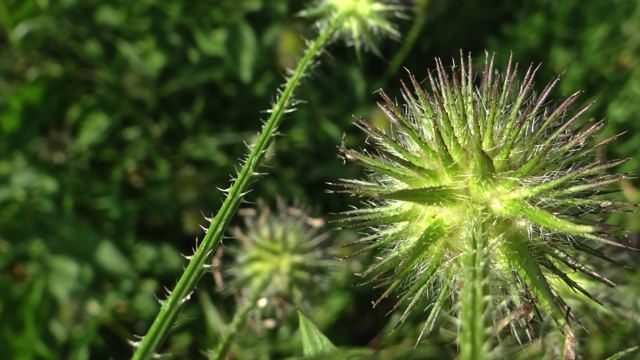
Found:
<box><xmin>299</xmin><ymin>0</ymin><xmax>405</xmax><ymax>57</ymax></box>
<box><xmin>335</xmin><ymin>53</ymin><xmax>635</xmax><ymax>356</ymax></box>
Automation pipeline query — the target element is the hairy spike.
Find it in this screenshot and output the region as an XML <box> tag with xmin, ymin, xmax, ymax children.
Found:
<box><xmin>416</xmin><ymin>281</ymin><xmax>450</xmax><ymax>345</ymax></box>
<box><xmin>541</xmin><ymin>260</ymin><xmax>604</xmax><ymax>306</ymax></box>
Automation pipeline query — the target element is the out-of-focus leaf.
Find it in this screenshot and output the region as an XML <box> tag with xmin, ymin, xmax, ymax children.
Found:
<box><xmin>11</xmin><ymin>16</ymin><xmax>55</xmax><ymax>42</ymax></box>
<box><xmin>193</xmin><ymin>28</ymin><xmax>227</xmax><ymax>57</ymax></box>
<box><xmin>94</xmin><ymin>5</ymin><xmax>123</xmax><ymax>27</ymax></box>
<box><xmin>95</xmin><ymin>240</ymin><xmax>134</xmax><ymax>277</ymax></box>
<box><xmin>227</xmin><ymin>19</ymin><xmax>257</xmax><ymax>83</ymax></box>
<box><xmin>74</xmin><ymin>111</ymin><xmax>110</xmax><ymax>152</ymax></box>
<box><xmin>1</xmin><ymin>83</ymin><xmax>44</xmax><ymax>134</ymax></box>
<box><xmin>0</xmin><ymin>154</ymin><xmax>58</xmax><ymax>203</ymax></box>
<box><xmin>46</xmin><ymin>255</ymin><xmax>87</xmax><ymax>303</ymax></box>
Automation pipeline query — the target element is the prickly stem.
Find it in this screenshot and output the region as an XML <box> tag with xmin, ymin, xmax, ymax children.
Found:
<box><xmin>130</xmin><ymin>16</ymin><xmax>343</xmax><ymax>360</ymax></box>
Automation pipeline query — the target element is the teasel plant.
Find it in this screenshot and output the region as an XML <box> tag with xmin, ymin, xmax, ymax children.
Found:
<box><xmin>334</xmin><ymin>53</ymin><xmax>636</xmax><ymax>360</ymax></box>
<box><xmin>128</xmin><ymin>1</ymin><xmax>404</xmax><ymax>359</ymax></box>
<box><xmin>208</xmin><ymin>199</ymin><xmax>332</xmax><ymax>360</ymax></box>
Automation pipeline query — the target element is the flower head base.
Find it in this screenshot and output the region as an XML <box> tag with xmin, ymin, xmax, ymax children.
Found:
<box><xmin>226</xmin><ymin>199</ymin><xmax>332</xmax><ymax>313</ymax></box>
<box><xmin>336</xmin><ymin>54</ymin><xmax>635</xmax><ymax>354</ymax></box>
<box><xmin>299</xmin><ymin>0</ymin><xmax>404</xmax><ymax>57</ymax></box>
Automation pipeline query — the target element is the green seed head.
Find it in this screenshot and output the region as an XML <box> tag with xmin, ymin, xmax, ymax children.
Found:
<box><xmin>299</xmin><ymin>0</ymin><xmax>403</xmax><ymax>57</ymax></box>
<box><xmin>227</xmin><ymin>199</ymin><xmax>331</xmax><ymax>310</ymax></box>
<box><xmin>336</xmin><ymin>53</ymin><xmax>634</xmax><ymax>346</ymax></box>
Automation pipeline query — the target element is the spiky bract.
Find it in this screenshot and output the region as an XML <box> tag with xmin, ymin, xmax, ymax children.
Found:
<box><xmin>227</xmin><ymin>199</ymin><xmax>332</xmax><ymax>312</ymax></box>
<box><xmin>336</xmin><ymin>54</ymin><xmax>635</xmax><ymax>353</ymax></box>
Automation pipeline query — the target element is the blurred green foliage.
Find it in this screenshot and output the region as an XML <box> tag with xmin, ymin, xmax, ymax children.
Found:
<box><xmin>0</xmin><ymin>0</ymin><xmax>638</xmax><ymax>359</ymax></box>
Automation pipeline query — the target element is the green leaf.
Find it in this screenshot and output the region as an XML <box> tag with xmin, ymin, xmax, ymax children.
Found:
<box><xmin>74</xmin><ymin>110</ymin><xmax>111</xmax><ymax>152</ymax></box>
<box><xmin>95</xmin><ymin>240</ymin><xmax>134</xmax><ymax>277</ymax></box>
<box><xmin>94</xmin><ymin>5</ymin><xmax>123</xmax><ymax>27</ymax></box>
<box><xmin>1</xmin><ymin>83</ymin><xmax>44</xmax><ymax>134</ymax></box>
<box><xmin>227</xmin><ymin>19</ymin><xmax>257</xmax><ymax>84</ymax></box>
<box><xmin>298</xmin><ymin>310</ymin><xmax>338</xmax><ymax>358</ymax></box>
<box><xmin>193</xmin><ymin>28</ymin><xmax>227</xmax><ymax>57</ymax></box>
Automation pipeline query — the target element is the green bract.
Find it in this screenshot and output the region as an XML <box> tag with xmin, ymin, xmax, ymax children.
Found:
<box><xmin>336</xmin><ymin>54</ymin><xmax>635</xmax><ymax>357</ymax></box>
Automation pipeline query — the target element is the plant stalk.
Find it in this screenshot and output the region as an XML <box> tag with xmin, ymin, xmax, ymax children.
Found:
<box><xmin>130</xmin><ymin>15</ymin><xmax>343</xmax><ymax>360</ymax></box>
<box><xmin>459</xmin><ymin>218</ymin><xmax>491</xmax><ymax>360</ymax></box>
<box><xmin>373</xmin><ymin>5</ymin><xmax>428</xmax><ymax>90</ymax></box>
<box><xmin>210</xmin><ymin>270</ymin><xmax>274</xmax><ymax>360</ymax></box>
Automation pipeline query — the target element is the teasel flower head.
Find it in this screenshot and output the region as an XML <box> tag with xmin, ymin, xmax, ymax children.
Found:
<box><xmin>335</xmin><ymin>53</ymin><xmax>636</xmax><ymax>357</ymax></box>
<box><xmin>299</xmin><ymin>0</ymin><xmax>405</xmax><ymax>57</ymax></box>
<box><xmin>225</xmin><ymin>199</ymin><xmax>332</xmax><ymax>318</ymax></box>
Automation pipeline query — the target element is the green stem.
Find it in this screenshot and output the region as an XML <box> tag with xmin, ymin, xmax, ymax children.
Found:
<box><xmin>210</xmin><ymin>271</ymin><xmax>274</xmax><ymax>360</ymax></box>
<box><xmin>130</xmin><ymin>16</ymin><xmax>343</xmax><ymax>360</ymax></box>
<box><xmin>459</xmin><ymin>217</ymin><xmax>491</xmax><ymax>360</ymax></box>
<box><xmin>373</xmin><ymin>10</ymin><xmax>427</xmax><ymax>90</ymax></box>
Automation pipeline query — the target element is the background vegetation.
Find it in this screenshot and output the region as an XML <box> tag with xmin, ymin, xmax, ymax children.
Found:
<box><xmin>0</xmin><ymin>0</ymin><xmax>639</xmax><ymax>359</ymax></box>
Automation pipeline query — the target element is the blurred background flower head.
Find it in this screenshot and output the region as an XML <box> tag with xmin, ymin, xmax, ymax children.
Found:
<box><xmin>222</xmin><ymin>198</ymin><xmax>334</xmax><ymax>321</ymax></box>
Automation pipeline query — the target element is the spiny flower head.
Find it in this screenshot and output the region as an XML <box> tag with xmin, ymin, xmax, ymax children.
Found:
<box><xmin>299</xmin><ymin>0</ymin><xmax>404</xmax><ymax>57</ymax></box>
<box><xmin>226</xmin><ymin>199</ymin><xmax>332</xmax><ymax>310</ymax></box>
<box><xmin>335</xmin><ymin>53</ymin><xmax>635</xmax><ymax>352</ymax></box>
